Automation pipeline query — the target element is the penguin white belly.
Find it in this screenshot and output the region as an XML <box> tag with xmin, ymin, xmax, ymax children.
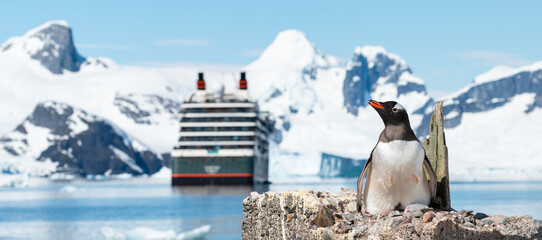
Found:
<box><xmin>364</xmin><ymin>140</ymin><xmax>430</xmax><ymax>214</ymax></box>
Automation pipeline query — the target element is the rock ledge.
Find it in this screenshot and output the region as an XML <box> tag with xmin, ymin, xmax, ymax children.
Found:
<box><xmin>242</xmin><ymin>189</ymin><xmax>542</xmax><ymax>239</ymax></box>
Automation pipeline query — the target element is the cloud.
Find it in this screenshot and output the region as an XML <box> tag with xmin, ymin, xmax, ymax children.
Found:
<box><xmin>239</xmin><ymin>49</ymin><xmax>263</xmax><ymax>57</ymax></box>
<box><xmin>76</xmin><ymin>43</ymin><xmax>134</xmax><ymax>50</ymax></box>
<box><xmin>153</xmin><ymin>39</ymin><xmax>213</xmax><ymax>46</ymax></box>
<box><xmin>450</xmin><ymin>51</ymin><xmax>534</xmax><ymax>67</ymax></box>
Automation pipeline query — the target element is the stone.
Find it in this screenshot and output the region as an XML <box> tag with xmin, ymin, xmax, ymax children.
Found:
<box><xmin>342</xmin><ymin>213</ymin><xmax>355</xmax><ymax>222</ymax></box>
<box><xmin>388</xmin><ymin>210</ymin><xmax>402</xmax><ymax>217</ymax></box>
<box><xmin>487</xmin><ymin>215</ymin><xmax>508</xmax><ymax>225</ymax></box>
<box><xmin>387</xmin><ymin>216</ymin><xmax>405</xmax><ymax>228</ymax></box>
<box><xmin>423</xmin><ymin>211</ymin><xmax>436</xmax><ymax>223</ymax></box>
<box><xmin>332</xmin><ymin>221</ymin><xmax>352</xmax><ymax>234</ymax></box>
<box><xmin>475</xmin><ymin>212</ymin><xmax>490</xmax><ymax>220</ymax></box>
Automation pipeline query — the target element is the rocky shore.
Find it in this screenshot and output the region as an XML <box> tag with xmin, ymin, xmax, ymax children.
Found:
<box><xmin>242</xmin><ymin>189</ymin><xmax>542</xmax><ymax>239</ymax></box>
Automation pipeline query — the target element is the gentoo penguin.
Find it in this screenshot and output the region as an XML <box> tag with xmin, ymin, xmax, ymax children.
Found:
<box><xmin>356</xmin><ymin>100</ymin><xmax>437</xmax><ymax>214</ymax></box>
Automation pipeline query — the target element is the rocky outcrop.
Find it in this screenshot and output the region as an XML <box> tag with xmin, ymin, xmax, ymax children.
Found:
<box><xmin>242</xmin><ymin>190</ymin><xmax>542</xmax><ymax>239</ymax></box>
<box><xmin>0</xmin><ymin>101</ymin><xmax>163</xmax><ymax>176</ymax></box>
<box><xmin>0</xmin><ymin>20</ymin><xmax>113</xmax><ymax>74</ymax></box>
<box><xmin>27</xmin><ymin>22</ymin><xmax>84</xmax><ymax>74</ymax></box>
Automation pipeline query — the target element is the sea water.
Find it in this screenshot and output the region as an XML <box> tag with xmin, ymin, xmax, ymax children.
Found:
<box><xmin>0</xmin><ymin>178</ymin><xmax>541</xmax><ymax>239</ymax></box>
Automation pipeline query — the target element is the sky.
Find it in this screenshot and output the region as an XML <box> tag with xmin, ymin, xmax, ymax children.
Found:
<box><xmin>1</xmin><ymin>1</ymin><xmax>541</xmax><ymax>97</ymax></box>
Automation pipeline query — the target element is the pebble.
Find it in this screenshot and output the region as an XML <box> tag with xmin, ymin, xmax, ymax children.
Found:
<box><xmin>474</xmin><ymin>212</ymin><xmax>489</xmax><ymax>220</ymax></box>
<box><xmin>342</xmin><ymin>213</ymin><xmax>355</xmax><ymax>222</ymax></box>
<box><xmin>423</xmin><ymin>211</ymin><xmax>436</xmax><ymax>223</ymax></box>
<box><xmin>387</xmin><ymin>216</ymin><xmax>405</xmax><ymax>228</ymax></box>
<box><xmin>388</xmin><ymin>210</ymin><xmax>402</xmax><ymax>217</ymax></box>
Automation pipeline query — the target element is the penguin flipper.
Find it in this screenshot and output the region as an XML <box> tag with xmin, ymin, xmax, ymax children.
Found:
<box><xmin>423</xmin><ymin>155</ymin><xmax>438</xmax><ymax>203</ymax></box>
<box><xmin>357</xmin><ymin>156</ymin><xmax>372</xmax><ymax>213</ymax></box>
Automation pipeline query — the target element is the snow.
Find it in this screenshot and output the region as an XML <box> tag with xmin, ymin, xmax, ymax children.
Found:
<box><xmin>398</xmin><ymin>71</ymin><xmax>425</xmax><ymax>85</ymax></box>
<box><xmin>352</xmin><ymin>76</ymin><xmax>360</xmax><ymax>83</ymax></box>
<box><xmin>101</xmin><ymin>225</ymin><xmax>211</xmax><ymax>240</ymax></box>
<box><xmin>0</xmin><ymin>174</ymin><xmax>28</xmax><ymax>188</ymax></box>
<box><xmin>354</xmin><ymin>45</ymin><xmax>407</xmax><ymax>68</ymax></box>
<box><xmin>131</xmin><ymin>139</ymin><xmax>149</xmax><ymax>152</ymax></box>
<box><xmin>445</xmin><ymin>110</ymin><xmax>460</xmax><ymax>119</ymax></box>
<box><xmin>68</xmin><ymin>110</ymin><xmax>91</xmax><ymax>136</ymax></box>
<box><xmin>474</xmin><ymin>65</ymin><xmax>516</xmax><ymax>84</ymax></box>
<box><xmin>474</xmin><ymin>61</ymin><xmax>542</xmax><ymax>85</ymax></box>
<box><xmin>109</xmin><ymin>146</ymin><xmax>144</xmax><ymax>173</ymax></box>
<box><xmin>23</xmin><ymin>20</ymin><xmax>70</xmax><ymax>37</ymax></box>
<box><xmin>445</xmin><ymin>93</ymin><xmax>542</xmax><ymax>181</ymax></box>
<box><xmin>0</xmin><ymin>20</ymin><xmax>71</xmax><ymax>70</ymax></box>
<box><xmin>247</xmin><ymin>30</ymin><xmax>340</xmax><ymax>71</ymax></box>
<box><xmin>0</xmin><ymin>62</ymin><xmax>193</xmax><ymax>153</ymax></box>
<box><xmin>151</xmin><ymin>167</ymin><xmax>172</xmax><ymax>179</ymax></box>
<box><xmin>20</xmin><ymin>122</ymin><xmax>54</xmax><ymax>158</ymax></box>
<box><xmin>0</xmin><ymin>149</ymin><xmax>57</xmax><ymax>178</ymax></box>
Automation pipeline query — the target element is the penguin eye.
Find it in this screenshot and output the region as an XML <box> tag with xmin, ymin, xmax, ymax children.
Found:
<box><xmin>392</xmin><ymin>108</ymin><xmax>398</xmax><ymax>112</ymax></box>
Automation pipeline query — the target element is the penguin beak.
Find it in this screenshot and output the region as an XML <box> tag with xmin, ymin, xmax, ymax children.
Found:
<box><xmin>369</xmin><ymin>100</ymin><xmax>385</xmax><ymax>109</ymax></box>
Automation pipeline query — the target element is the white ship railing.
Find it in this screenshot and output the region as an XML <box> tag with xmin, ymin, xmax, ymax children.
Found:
<box><xmin>179</xmin><ymin>112</ymin><xmax>257</xmax><ymax>118</ymax></box>
<box><xmin>180</xmin><ymin>131</ymin><xmax>254</xmax><ymax>136</ymax></box>
<box><xmin>171</xmin><ymin>149</ymin><xmax>255</xmax><ymax>157</ymax></box>
<box><xmin>182</xmin><ymin>102</ymin><xmax>256</xmax><ymax>108</ymax></box>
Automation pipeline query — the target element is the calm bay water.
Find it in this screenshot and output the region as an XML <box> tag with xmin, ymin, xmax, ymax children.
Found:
<box><xmin>0</xmin><ymin>178</ymin><xmax>541</xmax><ymax>239</ymax></box>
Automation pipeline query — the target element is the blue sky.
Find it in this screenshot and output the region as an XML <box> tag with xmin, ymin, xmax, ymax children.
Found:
<box><xmin>1</xmin><ymin>1</ymin><xmax>541</xmax><ymax>96</ymax></box>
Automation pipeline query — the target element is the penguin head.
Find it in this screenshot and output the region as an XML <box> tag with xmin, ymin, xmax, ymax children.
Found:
<box><xmin>368</xmin><ymin>100</ymin><xmax>410</xmax><ymax>126</ymax></box>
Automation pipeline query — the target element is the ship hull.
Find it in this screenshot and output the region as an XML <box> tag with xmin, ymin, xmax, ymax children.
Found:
<box><xmin>172</xmin><ymin>174</ymin><xmax>253</xmax><ymax>185</ymax></box>
<box><xmin>171</xmin><ymin>156</ymin><xmax>265</xmax><ymax>185</ymax></box>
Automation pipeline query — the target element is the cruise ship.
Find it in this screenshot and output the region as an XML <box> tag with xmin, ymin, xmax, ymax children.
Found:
<box><xmin>171</xmin><ymin>72</ymin><xmax>273</xmax><ymax>185</ymax></box>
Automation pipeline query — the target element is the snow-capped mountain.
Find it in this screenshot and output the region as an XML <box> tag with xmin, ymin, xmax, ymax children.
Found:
<box><xmin>0</xmin><ymin>101</ymin><xmax>163</xmax><ymax>177</ymax></box>
<box><xmin>343</xmin><ymin>46</ymin><xmax>431</xmax><ymax>117</ymax></box>
<box><xmin>244</xmin><ymin>30</ymin><xmax>344</xmax><ymax>133</ymax></box>
<box><xmin>243</xmin><ymin>30</ymin><xmax>433</xmax><ymax>178</ymax></box>
<box><xmin>415</xmin><ymin>62</ymin><xmax>542</xmax><ymax>181</ymax></box>
<box><xmin>0</xmin><ymin>20</ymin><xmax>112</xmax><ymax>74</ymax></box>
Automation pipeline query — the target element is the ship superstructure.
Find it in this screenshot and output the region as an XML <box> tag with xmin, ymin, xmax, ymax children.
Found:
<box><xmin>171</xmin><ymin>72</ymin><xmax>273</xmax><ymax>185</ymax></box>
